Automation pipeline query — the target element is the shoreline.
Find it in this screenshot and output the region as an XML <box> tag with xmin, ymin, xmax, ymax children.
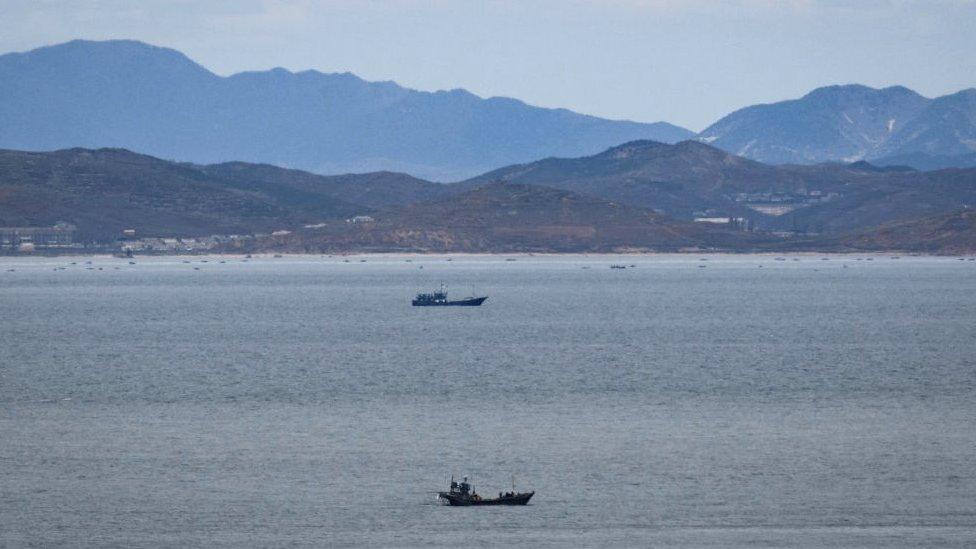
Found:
<box><xmin>1</xmin><ymin>250</ymin><xmax>971</xmax><ymax>260</ymax></box>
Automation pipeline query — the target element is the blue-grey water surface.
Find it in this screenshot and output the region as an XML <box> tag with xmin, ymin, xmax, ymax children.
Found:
<box><xmin>2</xmin><ymin>254</ymin><xmax>975</xmax><ymax>547</ymax></box>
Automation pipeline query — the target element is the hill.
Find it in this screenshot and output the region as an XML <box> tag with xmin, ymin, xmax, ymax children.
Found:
<box><xmin>698</xmin><ymin>85</ymin><xmax>976</xmax><ymax>169</ymax></box>
<box><xmin>252</xmin><ymin>182</ymin><xmax>774</xmax><ymax>253</ymax></box>
<box><xmin>463</xmin><ymin>139</ymin><xmax>808</xmax><ymax>219</ymax></box>
<box><xmin>462</xmin><ymin>139</ymin><xmax>976</xmax><ymax>234</ymax></box>
<box><xmin>0</xmin><ymin>39</ymin><xmax>694</xmax><ymax>181</ymax></box>
<box><xmin>831</xmin><ymin>209</ymin><xmax>976</xmax><ymax>254</ymax></box>
<box><xmin>0</xmin><ymin>148</ymin><xmax>449</xmax><ymax>240</ymax></box>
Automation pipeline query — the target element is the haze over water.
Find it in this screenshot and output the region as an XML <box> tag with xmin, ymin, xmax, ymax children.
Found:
<box><xmin>2</xmin><ymin>254</ymin><xmax>975</xmax><ymax>547</ymax></box>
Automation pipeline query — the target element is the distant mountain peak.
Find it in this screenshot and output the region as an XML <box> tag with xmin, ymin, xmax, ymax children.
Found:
<box><xmin>801</xmin><ymin>84</ymin><xmax>925</xmax><ymax>101</ymax></box>
<box><xmin>41</xmin><ymin>38</ymin><xmax>164</xmax><ymax>52</ymax></box>
<box><xmin>698</xmin><ymin>83</ymin><xmax>975</xmax><ymax>168</ymax></box>
<box><xmin>802</xmin><ymin>83</ymin><xmax>872</xmax><ymax>98</ymax></box>
<box><xmin>7</xmin><ymin>38</ymin><xmax>208</xmax><ymax>70</ymax></box>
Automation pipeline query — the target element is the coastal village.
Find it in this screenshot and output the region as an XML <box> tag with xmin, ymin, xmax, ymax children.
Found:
<box><xmin>0</xmin><ymin>216</ymin><xmax>380</xmax><ymax>254</ymax></box>
<box><xmin>0</xmin><ymin>222</ymin><xmax>254</xmax><ymax>254</ymax></box>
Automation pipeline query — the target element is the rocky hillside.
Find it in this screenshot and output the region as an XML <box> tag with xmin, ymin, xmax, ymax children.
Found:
<box><xmin>0</xmin><ymin>148</ymin><xmax>447</xmax><ymax>240</ymax></box>
<box><xmin>833</xmin><ymin>209</ymin><xmax>976</xmax><ymax>254</ymax></box>
<box><xmin>462</xmin><ymin>139</ymin><xmax>976</xmax><ymax>234</ymax></box>
<box><xmin>253</xmin><ymin>182</ymin><xmax>775</xmax><ymax>253</ymax></box>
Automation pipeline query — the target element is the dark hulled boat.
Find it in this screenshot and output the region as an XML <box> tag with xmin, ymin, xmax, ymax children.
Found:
<box><xmin>438</xmin><ymin>476</ymin><xmax>533</xmax><ymax>506</ymax></box>
<box><xmin>412</xmin><ymin>287</ymin><xmax>487</xmax><ymax>307</ymax></box>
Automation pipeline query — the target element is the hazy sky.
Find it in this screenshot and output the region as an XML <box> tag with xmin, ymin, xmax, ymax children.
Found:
<box><xmin>2</xmin><ymin>0</ymin><xmax>974</xmax><ymax>130</ymax></box>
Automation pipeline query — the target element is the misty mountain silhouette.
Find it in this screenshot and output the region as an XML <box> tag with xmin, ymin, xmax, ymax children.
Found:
<box><xmin>0</xmin><ymin>39</ymin><xmax>693</xmax><ymax>181</ymax></box>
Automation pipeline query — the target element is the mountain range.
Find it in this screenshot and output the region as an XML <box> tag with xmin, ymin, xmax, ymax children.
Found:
<box><xmin>2</xmin><ymin>39</ymin><xmax>974</xmax><ymax>179</ymax></box>
<box><xmin>0</xmin><ymin>146</ymin><xmax>772</xmax><ymax>252</ymax></box>
<box><xmin>3</xmin><ymin>143</ymin><xmax>975</xmax><ymax>252</ymax></box>
<box><xmin>0</xmin><ymin>39</ymin><xmax>692</xmax><ymax>181</ymax></box>
<box><xmin>1</xmin><ymin>39</ymin><xmax>974</xmax><ymax>252</ymax></box>
<box><xmin>700</xmin><ymin>85</ymin><xmax>976</xmax><ymax>168</ymax></box>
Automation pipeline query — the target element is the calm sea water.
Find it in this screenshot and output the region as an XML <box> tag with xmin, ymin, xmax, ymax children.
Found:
<box><xmin>2</xmin><ymin>254</ymin><xmax>975</xmax><ymax>547</ymax></box>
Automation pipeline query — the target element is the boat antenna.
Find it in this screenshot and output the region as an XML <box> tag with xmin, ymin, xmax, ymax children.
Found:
<box><xmin>512</xmin><ymin>474</ymin><xmax>516</xmax><ymax>493</ymax></box>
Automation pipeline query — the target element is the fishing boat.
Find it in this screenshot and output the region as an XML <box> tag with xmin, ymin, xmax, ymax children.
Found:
<box><xmin>438</xmin><ymin>476</ymin><xmax>533</xmax><ymax>506</ymax></box>
<box><xmin>412</xmin><ymin>285</ymin><xmax>487</xmax><ymax>306</ymax></box>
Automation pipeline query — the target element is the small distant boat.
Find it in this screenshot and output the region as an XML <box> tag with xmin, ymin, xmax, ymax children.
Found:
<box><xmin>610</xmin><ymin>264</ymin><xmax>627</xmax><ymax>269</ymax></box>
<box><xmin>412</xmin><ymin>285</ymin><xmax>487</xmax><ymax>306</ymax></box>
<box><xmin>438</xmin><ymin>476</ymin><xmax>533</xmax><ymax>506</ymax></box>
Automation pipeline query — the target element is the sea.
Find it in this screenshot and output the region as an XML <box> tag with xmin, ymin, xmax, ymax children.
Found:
<box><xmin>1</xmin><ymin>254</ymin><xmax>975</xmax><ymax>548</ymax></box>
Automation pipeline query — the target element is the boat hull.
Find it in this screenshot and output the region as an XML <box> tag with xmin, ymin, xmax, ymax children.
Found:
<box><xmin>438</xmin><ymin>491</ymin><xmax>533</xmax><ymax>506</ymax></box>
<box><xmin>412</xmin><ymin>296</ymin><xmax>488</xmax><ymax>307</ymax></box>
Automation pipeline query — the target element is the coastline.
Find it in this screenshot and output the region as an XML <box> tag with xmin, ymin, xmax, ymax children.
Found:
<box><xmin>1</xmin><ymin>250</ymin><xmax>971</xmax><ymax>262</ymax></box>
